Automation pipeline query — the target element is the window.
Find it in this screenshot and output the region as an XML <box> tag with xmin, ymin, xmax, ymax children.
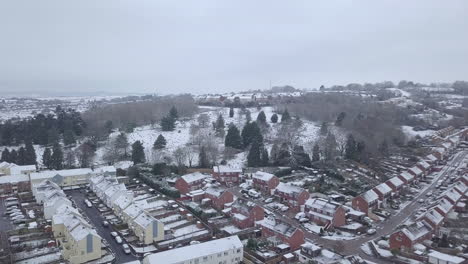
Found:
<box><xmin>236</xmin><ymin>249</ymin><xmax>241</xmax><ymax>253</ymax></box>
<box><xmin>224</xmin><ymin>252</ymin><xmax>228</xmax><ymax>256</ymax></box>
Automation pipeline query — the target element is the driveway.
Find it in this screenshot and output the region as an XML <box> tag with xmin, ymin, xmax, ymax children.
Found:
<box><xmin>66</xmin><ymin>190</ymin><xmax>138</xmax><ymax>264</ymax></box>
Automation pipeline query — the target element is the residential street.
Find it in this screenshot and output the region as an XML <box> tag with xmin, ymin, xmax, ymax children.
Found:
<box><xmin>66</xmin><ymin>190</ymin><xmax>137</xmax><ymax>264</ymax></box>
<box><xmin>231</xmin><ymin>149</ymin><xmax>468</xmax><ymax>261</ymax></box>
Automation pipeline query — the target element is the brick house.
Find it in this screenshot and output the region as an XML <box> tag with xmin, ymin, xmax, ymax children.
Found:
<box><xmin>274</xmin><ymin>182</ymin><xmax>310</xmax><ymax>211</ymax></box>
<box><xmin>416</xmin><ymin>160</ymin><xmax>432</xmax><ymax>176</ymax></box>
<box><xmin>352</xmin><ymin>189</ymin><xmax>379</xmax><ymax>214</ymax></box>
<box><xmin>408</xmin><ymin>166</ymin><xmax>423</xmax><ymax>179</ymax></box>
<box><xmin>204</xmin><ymin>187</ymin><xmax>234</xmax><ymax>210</ymax></box>
<box><xmin>425</xmin><ymin>154</ymin><xmax>438</xmax><ymax>165</ymax></box>
<box><xmin>432</xmin><ymin>148</ymin><xmax>446</xmax><ymax>161</ymax></box>
<box><xmin>230</xmin><ymin>199</ymin><xmax>264</xmax><ymax>229</ymax></box>
<box><xmin>0</xmin><ymin>174</ymin><xmax>31</xmax><ymax>194</ymax></box>
<box><xmin>252</xmin><ymin>171</ymin><xmax>280</xmax><ymax>195</ymax></box>
<box><xmin>443</xmin><ymin>189</ymin><xmax>462</xmax><ymax>205</ymax></box>
<box><xmin>385</xmin><ymin>177</ymin><xmax>404</xmax><ymax>193</ymax></box>
<box><xmin>372</xmin><ymin>183</ymin><xmax>393</xmax><ymax>201</ymax></box>
<box><xmin>453</xmin><ymin>182</ymin><xmax>467</xmax><ymax>197</ymax></box>
<box><xmin>433</xmin><ymin>198</ymin><xmax>454</xmax><ymax>216</ymax></box>
<box><xmin>212</xmin><ymin>165</ymin><xmax>242</xmax><ymax>186</ymax></box>
<box><xmin>304</xmin><ymin>198</ymin><xmax>346</xmax><ymax>228</ymax></box>
<box><xmin>398</xmin><ymin>171</ymin><xmax>415</xmax><ymax>184</ymax></box>
<box><xmin>389</xmin><ymin>221</ymin><xmax>433</xmax><ymax>250</ymax></box>
<box><xmin>419</xmin><ymin>209</ymin><xmax>444</xmax><ymax>232</ymax></box>
<box><xmin>257</xmin><ymin>217</ymin><xmax>305</xmax><ymax>250</ymax></box>
<box><xmin>175</xmin><ymin>172</ymin><xmax>209</xmax><ymax>194</ymax></box>
<box><xmin>460</xmin><ymin>175</ymin><xmax>468</xmax><ymax>186</ymax></box>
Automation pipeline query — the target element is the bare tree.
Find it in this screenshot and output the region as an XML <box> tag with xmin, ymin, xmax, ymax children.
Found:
<box><xmin>197</xmin><ymin>113</ymin><xmax>210</xmax><ymax>128</ymax></box>
<box><xmin>173</xmin><ymin>147</ymin><xmax>187</xmax><ymax>167</ymax></box>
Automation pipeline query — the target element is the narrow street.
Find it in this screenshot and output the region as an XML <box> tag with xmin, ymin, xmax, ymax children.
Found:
<box><xmin>231</xmin><ymin>149</ymin><xmax>467</xmax><ymax>261</ymax></box>
<box><xmin>66</xmin><ymin>190</ymin><xmax>138</xmax><ymax>264</ymax></box>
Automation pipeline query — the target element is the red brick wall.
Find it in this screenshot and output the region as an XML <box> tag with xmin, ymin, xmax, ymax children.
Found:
<box><xmin>352</xmin><ymin>196</ymin><xmax>369</xmax><ymax>214</ymax></box>
<box><xmin>232</xmin><ymin>205</ymin><xmax>264</xmax><ymax>228</ymax></box>
<box><xmin>213</xmin><ymin>172</ymin><xmax>240</xmax><ymax>185</ymax></box>
<box><xmin>175</xmin><ymin>178</ymin><xmax>190</xmax><ymax>194</ymax></box>
<box><xmin>261</xmin><ymin>226</ymin><xmax>304</xmax><ymax>250</ymax></box>
<box><xmin>208</xmin><ymin>191</ymin><xmax>234</xmax><ymax>210</ymax></box>
<box><xmin>333</xmin><ymin>207</ymin><xmax>346</xmax><ymax>227</ymax></box>
<box><xmin>389</xmin><ymin>231</ymin><xmax>413</xmax><ymax>250</ymax></box>
<box><xmin>253</xmin><ymin>176</ymin><xmax>280</xmax><ymax>194</ymax></box>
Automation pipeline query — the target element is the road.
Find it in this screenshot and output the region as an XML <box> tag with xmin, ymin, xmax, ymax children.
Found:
<box><xmin>0</xmin><ymin>198</ymin><xmax>14</xmax><ymax>263</ymax></box>
<box><xmin>66</xmin><ymin>190</ymin><xmax>138</xmax><ymax>264</ymax></box>
<box><xmin>231</xmin><ymin>149</ymin><xmax>467</xmax><ymax>261</ymax></box>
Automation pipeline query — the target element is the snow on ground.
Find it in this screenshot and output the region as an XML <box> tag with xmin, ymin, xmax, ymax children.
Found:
<box><xmin>401</xmin><ymin>126</ymin><xmax>435</xmax><ymax>139</ymax></box>
<box><xmin>386</xmin><ymin>88</ymin><xmax>411</xmax><ymax>97</ymax></box>
<box><xmin>15</xmin><ymin>251</ymin><xmax>62</xmax><ymax>264</ymax></box>
<box><xmin>94</xmin><ymin>105</ymin><xmax>331</xmax><ymax>167</ymax></box>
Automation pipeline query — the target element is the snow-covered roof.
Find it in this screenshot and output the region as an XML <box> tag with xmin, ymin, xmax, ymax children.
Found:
<box><xmin>124</xmin><ymin>204</ymin><xmax>143</xmax><ymax>219</ymax></box>
<box><xmin>213</xmin><ymin>165</ymin><xmax>242</xmax><ymax>173</ymax></box>
<box><xmin>421</xmin><ymin>208</ymin><xmax>444</xmax><ymax>226</ymax></box>
<box><xmin>305</xmin><ymin>198</ymin><xmax>341</xmax><ymax>215</ymax></box>
<box><xmin>444</xmin><ymin>189</ymin><xmax>462</xmax><ymax>203</ymax></box>
<box><xmin>275</xmin><ymin>182</ymin><xmax>306</xmax><ymax>195</ymax></box>
<box><xmin>10</xmin><ymin>165</ymin><xmax>36</xmax><ymax>175</ymax></box>
<box><xmin>0</xmin><ymin>161</ymin><xmax>17</xmax><ymax>170</ymax></box>
<box><xmin>134</xmin><ymin>212</ymin><xmax>159</xmax><ymax>229</ymax></box>
<box><xmin>428</xmin><ymin>250</ymin><xmax>465</xmax><ymax>263</ymax></box>
<box><xmin>454</xmin><ymin>182</ymin><xmax>467</xmax><ymax>194</ymax></box>
<box><xmin>181</xmin><ymin>172</ymin><xmax>209</xmax><ymax>184</ymax></box>
<box><xmin>233</xmin><ymin>213</ymin><xmax>247</xmax><ymax>221</ymax></box>
<box><xmin>388</xmin><ymin>177</ymin><xmax>404</xmax><ymax>188</ymax></box>
<box><xmin>435</xmin><ymin>198</ymin><xmax>453</xmax><ymax>215</ymax></box>
<box><xmin>361</xmin><ymin>189</ymin><xmax>379</xmax><ymax>203</ymax></box>
<box><xmin>417</xmin><ymin>160</ymin><xmax>431</xmax><ymax>170</ymax></box>
<box><xmin>399</xmin><ymin>171</ymin><xmax>415</xmax><ymax>182</ymax></box>
<box><xmin>374</xmin><ymin>183</ymin><xmax>392</xmax><ymax>195</ymax></box>
<box><xmin>253</xmin><ymin>171</ymin><xmax>275</xmax><ymax>182</ymax></box>
<box><xmin>0</xmin><ymin>174</ymin><xmax>29</xmax><ymax>184</ymax></box>
<box><xmin>409</xmin><ymin>166</ymin><xmax>423</xmax><ymax>176</ymax></box>
<box><xmin>143</xmin><ymin>236</ymin><xmax>242</xmax><ymax>264</ymax></box>
<box><xmin>204</xmin><ymin>187</ymin><xmax>228</xmax><ymax>198</ymax></box>
<box><xmin>433</xmin><ymin>147</ymin><xmax>446</xmax><ymax>154</ymax></box>
<box><xmin>257</xmin><ymin>217</ymin><xmax>298</xmax><ymax>238</ymax></box>
<box><xmin>31</xmin><ymin>166</ymin><xmax>116</xmax><ymax>181</ymax></box>
<box><xmin>426</xmin><ymin>154</ymin><xmax>438</xmax><ymax>162</ymax></box>
<box><xmin>401</xmin><ymin>221</ymin><xmax>432</xmax><ymax>241</ymax></box>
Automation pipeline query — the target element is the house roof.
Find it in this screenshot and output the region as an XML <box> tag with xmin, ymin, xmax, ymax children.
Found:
<box><xmin>388</xmin><ymin>177</ymin><xmax>404</xmax><ymax>188</ymax></box>
<box><xmin>305</xmin><ymin>198</ymin><xmax>341</xmax><ymax>215</ymax></box>
<box><xmin>409</xmin><ymin>166</ymin><xmax>423</xmax><ymax>176</ymax></box>
<box><xmin>275</xmin><ymin>182</ymin><xmax>306</xmax><ymax>195</ymax></box>
<box><xmin>0</xmin><ymin>174</ymin><xmax>29</xmax><ymax>184</ymax></box>
<box><xmin>428</xmin><ymin>250</ymin><xmax>465</xmax><ymax>263</ymax></box>
<box><xmin>374</xmin><ymin>183</ymin><xmax>392</xmax><ymax>195</ymax></box>
<box><xmin>143</xmin><ymin>236</ymin><xmax>242</xmax><ymax>264</ymax></box>
<box><xmin>10</xmin><ymin>165</ymin><xmax>36</xmax><ymax>175</ymax></box>
<box><xmin>181</xmin><ymin>172</ymin><xmax>209</xmax><ymax>184</ymax></box>
<box><xmin>31</xmin><ymin>166</ymin><xmax>115</xmax><ymax>181</ymax></box>
<box><xmin>214</xmin><ymin>165</ymin><xmax>242</xmax><ymax>173</ymax></box>
<box><xmin>417</xmin><ymin>160</ymin><xmax>431</xmax><ymax>170</ymax></box>
<box><xmin>253</xmin><ymin>171</ymin><xmax>275</xmax><ymax>182</ymax></box>
<box><xmin>399</xmin><ymin>171</ymin><xmax>415</xmax><ymax>182</ymax></box>
<box><xmin>434</xmin><ymin>198</ymin><xmax>453</xmax><ymax>215</ymax></box>
<box><xmin>362</xmin><ymin>189</ymin><xmax>379</xmax><ymax>203</ymax></box>
<box><xmin>421</xmin><ymin>208</ymin><xmax>444</xmax><ymax>226</ymax></box>
<box><xmin>401</xmin><ymin>221</ymin><xmax>432</xmax><ymax>241</ymax></box>
<box><xmin>257</xmin><ymin>217</ymin><xmax>299</xmax><ymax>238</ymax></box>
<box><xmin>204</xmin><ymin>187</ymin><xmax>228</xmax><ymax>198</ymax></box>
<box><xmin>426</xmin><ymin>154</ymin><xmax>438</xmax><ymax>162</ymax></box>
<box><xmin>444</xmin><ymin>189</ymin><xmax>462</xmax><ymax>203</ymax></box>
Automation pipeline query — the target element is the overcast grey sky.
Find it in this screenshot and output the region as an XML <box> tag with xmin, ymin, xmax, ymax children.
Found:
<box><xmin>0</xmin><ymin>1</ymin><xmax>467</xmax><ymax>96</ymax></box>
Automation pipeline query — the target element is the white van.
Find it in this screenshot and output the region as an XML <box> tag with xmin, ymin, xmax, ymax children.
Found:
<box><xmin>115</xmin><ymin>236</ymin><xmax>123</xmax><ymax>244</ymax></box>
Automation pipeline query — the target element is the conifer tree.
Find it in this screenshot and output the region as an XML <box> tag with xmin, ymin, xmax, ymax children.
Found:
<box><xmin>270</xmin><ymin>114</ymin><xmax>278</xmax><ymax>123</ymax></box>
<box><xmin>229</xmin><ymin>107</ymin><xmax>234</xmax><ymax>118</ymax></box>
<box><xmin>312</xmin><ymin>143</ymin><xmax>320</xmax><ymax>162</ymax></box>
<box><xmin>1</xmin><ymin>148</ymin><xmax>10</xmax><ymax>162</ymax></box>
<box><xmin>153</xmin><ymin>134</ymin><xmax>167</xmax><ymax>149</ymax></box>
<box><xmin>215</xmin><ymin>114</ymin><xmax>225</xmax><ymax>138</ymax></box>
<box><xmin>131</xmin><ymin>140</ymin><xmax>146</xmax><ymax>164</ymax></box>
<box><xmin>257</xmin><ymin>111</ymin><xmax>267</xmax><ymax>124</ymax></box>
<box><xmin>42</xmin><ymin>147</ymin><xmax>52</xmax><ymax>169</ymax></box>
<box><xmin>25</xmin><ymin>140</ymin><xmax>37</xmax><ymax>165</ymax></box>
<box><xmin>225</xmin><ymin>124</ymin><xmax>243</xmax><ymax>149</ymax></box>
<box><xmin>169</xmin><ymin>106</ymin><xmax>179</xmax><ymax>120</ymax></box>
<box><xmin>247</xmin><ymin>138</ymin><xmax>262</xmax><ymax>167</ymax></box>
<box><xmin>51</xmin><ymin>143</ymin><xmax>64</xmax><ymax>170</ymax></box>
<box><xmin>198</xmin><ymin>146</ymin><xmax>209</xmax><ymax>168</ymax></box>
<box><xmin>17</xmin><ymin>147</ymin><xmax>26</xmax><ymax>165</ymax></box>
<box><xmin>9</xmin><ymin>149</ymin><xmax>18</xmax><ymax>164</ymax></box>
<box><xmin>281</xmin><ymin>109</ymin><xmax>291</xmax><ymax>122</ymax></box>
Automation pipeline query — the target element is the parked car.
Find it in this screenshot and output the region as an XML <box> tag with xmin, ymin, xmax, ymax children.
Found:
<box><xmin>248</xmin><ymin>189</ymin><xmax>260</xmax><ymax>198</ymax></box>
<box><xmin>418</xmin><ymin>199</ymin><xmax>424</xmax><ymax>203</ymax></box>
<box><xmin>122</xmin><ymin>244</ymin><xmax>131</xmax><ymax>254</ymax></box>
<box><xmin>264</xmin><ymin>198</ymin><xmax>273</xmax><ymax>203</ymax></box>
<box><xmin>367</xmin><ymin>228</ymin><xmax>376</xmax><ymax>235</ymax></box>
<box><xmin>111</xmin><ymin>232</ymin><xmax>118</xmax><ymax>237</ymax></box>
<box><xmin>115</xmin><ymin>236</ymin><xmax>123</xmax><ymax>244</ymax></box>
<box><xmin>102</xmin><ymin>221</ymin><xmax>109</xmax><ymax>227</ymax></box>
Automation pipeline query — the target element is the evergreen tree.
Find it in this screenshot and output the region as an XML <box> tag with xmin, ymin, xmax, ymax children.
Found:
<box><xmin>276</xmin><ymin>143</ymin><xmax>291</xmax><ymax>165</ymax></box>
<box><xmin>9</xmin><ymin>149</ymin><xmax>18</xmax><ymax>164</ymax></box>
<box><xmin>357</xmin><ymin>141</ymin><xmax>366</xmax><ymax>161</ymax></box>
<box><xmin>345</xmin><ymin>134</ymin><xmax>357</xmax><ymax>160</ymax></box>
<box><xmin>270</xmin><ymin>143</ymin><xmax>279</xmax><ymax>164</ymax></box>
<box><xmin>42</xmin><ymin>147</ymin><xmax>52</xmax><ymax>169</ymax></box>
<box><xmin>335</xmin><ymin>112</ymin><xmax>346</xmax><ymax>126</ymax></box>
<box><xmin>198</xmin><ymin>146</ymin><xmax>209</xmax><ymax>168</ymax></box>
<box><xmin>115</xmin><ymin>133</ymin><xmax>129</xmax><ymax>157</ymax></box>
<box><xmin>131</xmin><ymin>140</ymin><xmax>146</xmax><ymax>164</ymax></box>
<box><xmin>292</xmin><ymin>145</ymin><xmax>312</xmax><ymax>167</ymax></box>
<box><xmin>215</xmin><ymin>114</ymin><xmax>225</xmax><ymax>138</ymax></box>
<box><xmin>256</xmin><ymin>111</ymin><xmax>267</xmax><ymax>124</ymax></box>
<box><xmin>378</xmin><ymin>139</ymin><xmax>389</xmax><ymax>156</ymax></box>
<box><xmin>241</xmin><ymin>122</ymin><xmax>263</xmax><ymax>148</ymax></box>
<box><xmin>261</xmin><ymin>148</ymin><xmax>269</xmax><ymax>166</ymax></box>
<box><xmin>25</xmin><ymin>140</ymin><xmax>37</xmax><ymax>165</ymax></box>
<box><xmin>161</xmin><ymin>116</ymin><xmax>176</xmax><ymax>131</ymax></box>
<box><xmin>229</xmin><ymin>107</ymin><xmax>234</xmax><ymax>118</ymax></box>
<box><xmin>51</xmin><ymin>143</ymin><xmax>64</xmax><ymax>170</ymax></box>
<box><xmin>153</xmin><ymin>135</ymin><xmax>167</xmax><ymax>149</ymax></box>
<box><xmin>281</xmin><ymin>109</ymin><xmax>291</xmax><ymax>122</ymax></box>
<box><xmin>312</xmin><ymin>143</ymin><xmax>320</xmax><ymax>162</ymax></box>
<box><xmin>320</xmin><ymin>122</ymin><xmax>328</xmax><ymax>136</ymax></box>
<box><xmin>270</xmin><ymin>114</ymin><xmax>278</xmax><ymax>123</ymax></box>
<box><xmin>1</xmin><ymin>148</ymin><xmax>10</xmax><ymax>162</ymax></box>
<box><xmin>324</xmin><ymin>133</ymin><xmax>337</xmax><ymax>161</ymax></box>
<box><xmin>245</xmin><ymin>110</ymin><xmax>251</xmax><ymax>123</ymax></box>
<box><xmin>104</xmin><ymin>120</ymin><xmax>113</xmax><ymax>134</ymax></box>
<box><xmin>17</xmin><ymin>147</ymin><xmax>26</xmax><ymax>165</ymax></box>
<box><xmin>169</xmin><ymin>106</ymin><xmax>179</xmax><ymax>120</ymax></box>
<box><xmin>63</xmin><ymin>129</ymin><xmax>76</xmax><ymax>146</ymax></box>
<box><xmin>225</xmin><ymin>124</ymin><xmax>243</xmax><ymax>149</ymax></box>
<box><xmin>247</xmin><ymin>138</ymin><xmax>262</xmax><ymax>167</ymax></box>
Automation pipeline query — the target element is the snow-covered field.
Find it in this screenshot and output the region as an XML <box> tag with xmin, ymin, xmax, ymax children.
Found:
<box><xmin>94</xmin><ymin>106</ymin><xmax>329</xmax><ymax>168</ymax></box>
<box><xmin>401</xmin><ymin>125</ymin><xmax>435</xmax><ymax>139</ymax></box>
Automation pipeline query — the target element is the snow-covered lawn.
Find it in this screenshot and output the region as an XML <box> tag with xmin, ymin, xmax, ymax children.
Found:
<box><xmin>401</xmin><ymin>125</ymin><xmax>435</xmax><ymax>139</ymax></box>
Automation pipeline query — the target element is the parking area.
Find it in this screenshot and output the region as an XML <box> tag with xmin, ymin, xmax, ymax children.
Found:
<box><xmin>66</xmin><ymin>189</ymin><xmax>137</xmax><ymax>264</ymax></box>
